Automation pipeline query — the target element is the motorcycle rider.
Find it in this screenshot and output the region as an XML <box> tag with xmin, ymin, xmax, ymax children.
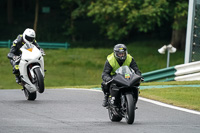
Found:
<box><xmin>7</xmin><ymin>28</ymin><xmax>44</xmax><ymax>84</ymax></box>
<box><xmin>101</xmin><ymin>44</ymin><xmax>142</xmax><ymax>107</ymax></box>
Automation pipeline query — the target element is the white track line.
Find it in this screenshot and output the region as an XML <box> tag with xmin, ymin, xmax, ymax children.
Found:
<box><xmin>63</xmin><ymin>88</ymin><xmax>200</xmax><ymax>115</ymax></box>
<box><xmin>64</xmin><ymin>88</ymin><xmax>101</xmax><ymax>92</ymax></box>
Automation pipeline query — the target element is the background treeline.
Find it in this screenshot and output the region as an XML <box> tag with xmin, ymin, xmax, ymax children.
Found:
<box><xmin>1</xmin><ymin>0</ymin><xmax>187</xmax><ymax>49</ymax></box>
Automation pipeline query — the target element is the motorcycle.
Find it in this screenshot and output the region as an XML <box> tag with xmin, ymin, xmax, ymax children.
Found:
<box><xmin>106</xmin><ymin>66</ymin><xmax>142</xmax><ymax>124</ymax></box>
<box><xmin>15</xmin><ymin>43</ymin><xmax>45</xmax><ymax>100</ymax></box>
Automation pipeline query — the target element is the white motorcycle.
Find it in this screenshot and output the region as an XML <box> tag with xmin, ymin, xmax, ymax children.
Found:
<box><xmin>16</xmin><ymin>43</ymin><xmax>45</xmax><ymax>100</ymax></box>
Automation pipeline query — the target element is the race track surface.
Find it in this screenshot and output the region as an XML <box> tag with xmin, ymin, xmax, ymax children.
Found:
<box><xmin>0</xmin><ymin>89</ymin><xmax>199</xmax><ymax>133</ymax></box>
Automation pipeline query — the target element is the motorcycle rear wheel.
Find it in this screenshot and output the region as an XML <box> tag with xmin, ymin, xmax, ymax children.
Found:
<box><xmin>34</xmin><ymin>67</ymin><xmax>44</xmax><ymax>93</ymax></box>
<box><xmin>108</xmin><ymin>108</ymin><xmax>122</xmax><ymax>122</ymax></box>
<box><xmin>125</xmin><ymin>94</ymin><xmax>136</xmax><ymax>124</ymax></box>
<box><xmin>23</xmin><ymin>87</ymin><xmax>37</xmax><ymax>101</ymax></box>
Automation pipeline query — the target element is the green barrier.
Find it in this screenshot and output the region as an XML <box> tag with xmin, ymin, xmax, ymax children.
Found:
<box><xmin>142</xmin><ymin>67</ymin><xmax>176</xmax><ymax>82</ymax></box>
<box><xmin>39</xmin><ymin>42</ymin><xmax>70</xmax><ymax>49</ymax></box>
<box><xmin>0</xmin><ymin>40</ymin><xmax>11</xmax><ymax>48</ymax></box>
<box><xmin>0</xmin><ymin>40</ymin><xmax>70</xmax><ymax>49</ymax></box>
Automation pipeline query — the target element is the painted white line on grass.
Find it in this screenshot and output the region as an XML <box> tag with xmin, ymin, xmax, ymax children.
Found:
<box><xmin>139</xmin><ymin>97</ymin><xmax>200</xmax><ymax>115</ymax></box>
<box><xmin>63</xmin><ymin>88</ymin><xmax>200</xmax><ymax>115</ymax></box>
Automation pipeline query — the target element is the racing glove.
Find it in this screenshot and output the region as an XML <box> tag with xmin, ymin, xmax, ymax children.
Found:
<box><xmin>40</xmin><ymin>48</ymin><xmax>45</xmax><ymax>55</ymax></box>
<box><xmin>13</xmin><ymin>55</ymin><xmax>20</xmax><ymax>61</ymax></box>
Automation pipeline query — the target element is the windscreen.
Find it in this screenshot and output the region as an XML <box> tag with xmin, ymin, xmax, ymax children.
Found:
<box><xmin>23</xmin><ymin>43</ymin><xmax>34</xmax><ymax>49</ymax></box>
<box><xmin>115</xmin><ymin>66</ymin><xmax>135</xmax><ymax>75</ymax></box>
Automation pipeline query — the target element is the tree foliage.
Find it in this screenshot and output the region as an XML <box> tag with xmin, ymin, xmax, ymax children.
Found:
<box><xmin>60</xmin><ymin>0</ymin><xmax>188</xmax><ymax>44</ymax></box>
<box><xmin>60</xmin><ymin>0</ymin><xmax>91</xmax><ymax>41</ymax></box>
<box><xmin>87</xmin><ymin>0</ymin><xmax>169</xmax><ymax>40</ymax></box>
<box><xmin>171</xmin><ymin>1</ymin><xmax>188</xmax><ymax>30</ymax></box>
<box><xmin>167</xmin><ymin>0</ymin><xmax>188</xmax><ymax>49</ymax></box>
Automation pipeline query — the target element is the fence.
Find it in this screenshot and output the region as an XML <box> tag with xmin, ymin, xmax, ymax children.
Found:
<box><xmin>142</xmin><ymin>61</ymin><xmax>200</xmax><ymax>82</ymax></box>
<box><xmin>0</xmin><ymin>40</ymin><xmax>11</xmax><ymax>48</ymax></box>
<box><xmin>142</xmin><ymin>67</ymin><xmax>176</xmax><ymax>82</ymax></box>
<box><xmin>174</xmin><ymin>61</ymin><xmax>200</xmax><ymax>81</ymax></box>
<box><xmin>0</xmin><ymin>40</ymin><xmax>70</xmax><ymax>49</ymax></box>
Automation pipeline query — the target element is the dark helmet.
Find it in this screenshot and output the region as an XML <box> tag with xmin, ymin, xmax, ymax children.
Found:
<box><xmin>114</xmin><ymin>44</ymin><xmax>128</xmax><ymax>62</ymax></box>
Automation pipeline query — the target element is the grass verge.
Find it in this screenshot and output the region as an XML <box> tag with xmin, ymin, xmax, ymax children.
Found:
<box><xmin>140</xmin><ymin>87</ymin><xmax>200</xmax><ymax>111</ymax></box>
<box><xmin>0</xmin><ymin>40</ymin><xmax>184</xmax><ymax>89</ymax></box>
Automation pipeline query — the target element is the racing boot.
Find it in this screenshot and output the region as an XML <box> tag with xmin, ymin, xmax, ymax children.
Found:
<box><xmin>102</xmin><ymin>93</ymin><xmax>109</xmax><ymax>107</ymax></box>
<box><xmin>13</xmin><ymin>64</ymin><xmax>19</xmax><ymax>74</ymax></box>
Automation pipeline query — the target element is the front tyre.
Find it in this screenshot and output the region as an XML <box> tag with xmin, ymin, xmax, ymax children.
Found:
<box><xmin>23</xmin><ymin>87</ymin><xmax>37</xmax><ymax>101</ymax></box>
<box><xmin>125</xmin><ymin>94</ymin><xmax>136</xmax><ymax>124</ymax></box>
<box><xmin>34</xmin><ymin>67</ymin><xmax>45</xmax><ymax>93</ymax></box>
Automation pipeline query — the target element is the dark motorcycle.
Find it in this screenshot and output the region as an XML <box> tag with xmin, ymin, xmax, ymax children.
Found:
<box><xmin>106</xmin><ymin>66</ymin><xmax>142</xmax><ymax>124</ymax></box>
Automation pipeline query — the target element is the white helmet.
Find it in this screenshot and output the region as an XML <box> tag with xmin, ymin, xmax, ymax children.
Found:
<box><xmin>23</xmin><ymin>28</ymin><xmax>36</xmax><ymax>44</ymax></box>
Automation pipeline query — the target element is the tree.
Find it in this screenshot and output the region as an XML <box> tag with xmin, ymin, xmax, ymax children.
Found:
<box><xmin>87</xmin><ymin>0</ymin><xmax>169</xmax><ymax>40</ymax></box>
<box><xmin>34</xmin><ymin>0</ymin><xmax>39</xmax><ymax>32</ymax></box>
<box><xmin>87</xmin><ymin>0</ymin><xmax>188</xmax><ymax>49</ymax></box>
<box><xmin>60</xmin><ymin>0</ymin><xmax>92</xmax><ymax>41</ymax></box>
<box><xmin>7</xmin><ymin>0</ymin><xmax>13</xmax><ymax>24</ymax></box>
<box><xmin>169</xmin><ymin>1</ymin><xmax>188</xmax><ymax>50</ymax></box>
<box><xmin>60</xmin><ymin>0</ymin><xmax>188</xmax><ymax>49</ymax></box>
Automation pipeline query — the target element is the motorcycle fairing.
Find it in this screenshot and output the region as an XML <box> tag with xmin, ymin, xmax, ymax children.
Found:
<box><xmin>112</xmin><ymin>74</ymin><xmax>141</xmax><ymax>88</ymax></box>
<box><xmin>19</xmin><ymin>44</ymin><xmax>44</xmax><ymax>93</ymax></box>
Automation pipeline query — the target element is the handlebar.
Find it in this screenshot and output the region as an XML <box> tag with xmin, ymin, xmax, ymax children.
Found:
<box><xmin>104</xmin><ymin>78</ymin><xmax>113</xmax><ymax>85</ymax></box>
<box><xmin>14</xmin><ymin>55</ymin><xmax>21</xmax><ymax>63</ymax></box>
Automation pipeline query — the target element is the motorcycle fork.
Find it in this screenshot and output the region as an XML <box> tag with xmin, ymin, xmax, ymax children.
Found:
<box><xmin>132</xmin><ymin>87</ymin><xmax>139</xmax><ymax>103</ymax></box>
<box><xmin>121</xmin><ymin>94</ymin><xmax>126</xmax><ymax>110</ymax></box>
<box><xmin>27</xmin><ymin>64</ymin><xmax>36</xmax><ymax>83</ymax></box>
<box><xmin>110</xmin><ymin>84</ymin><xmax>120</xmax><ymax>106</ymax></box>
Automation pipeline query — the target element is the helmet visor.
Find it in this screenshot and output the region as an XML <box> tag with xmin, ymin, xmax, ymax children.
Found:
<box><xmin>116</xmin><ymin>51</ymin><xmax>126</xmax><ymax>58</ymax></box>
<box><xmin>115</xmin><ymin>51</ymin><xmax>127</xmax><ymax>61</ymax></box>
<box><xmin>25</xmin><ymin>35</ymin><xmax>35</xmax><ymax>43</ymax></box>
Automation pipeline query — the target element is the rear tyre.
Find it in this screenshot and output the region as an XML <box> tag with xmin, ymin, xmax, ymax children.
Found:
<box><xmin>108</xmin><ymin>108</ymin><xmax>122</xmax><ymax>122</ymax></box>
<box><xmin>23</xmin><ymin>87</ymin><xmax>36</xmax><ymax>101</ymax></box>
<box><xmin>125</xmin><ymin>94</ymin><xmax>135</xmax><ymax>124</ymax></box>
<box><xmin>34</xmin><ymin>67</ymin><xmax>44</xmax><ymax>93</ymax></box>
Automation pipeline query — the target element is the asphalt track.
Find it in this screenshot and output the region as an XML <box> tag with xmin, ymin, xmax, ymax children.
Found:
<box><xmin>0</xmin><ymin>88</ymin><xmax>200</xmax><ymax>133</ymax></box>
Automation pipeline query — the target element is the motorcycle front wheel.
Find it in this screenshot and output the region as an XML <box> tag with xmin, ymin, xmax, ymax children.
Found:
<box><xmin>23</xmin><ymin>87</ymin><xmax>37</xmax><ymax>101</ymax></box>
<box><xmin>34</xmin><ymin>67</ymin><xmax>44</xmax><ymax>93</ymax></box>
<box><xmin>108</xmin><ymin>108</ymin><xmax>122</xmax><ymax>122</ymax></box>
<box><xmin>125</xmin><ymin>94</ymin><xmax>136</xmax><ymax>124</ymax></box>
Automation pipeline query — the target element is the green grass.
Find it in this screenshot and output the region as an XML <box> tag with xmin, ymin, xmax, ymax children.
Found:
<box><xmin>141</xmin><ymin>80</ymin><xmax>200</xmax><ymax>86</ymax></box>
<box><xmin>140</xmin><ymin>81</ymin><xmax>200</xmax><ymax>111</ymax></box>
<box><xmin>0</xmin><ymin>48</ymin><xmax>110</xmax><ymax>89</ymax></box>
<box><xmin>140</xmin><ymin>87</ymin><xmax>200</xmax><ymax>111</ymax></box>
<box><xmin>0</xmin><ymin>40</ymin><xmax>185</xmax><ymax>89</ymax></box>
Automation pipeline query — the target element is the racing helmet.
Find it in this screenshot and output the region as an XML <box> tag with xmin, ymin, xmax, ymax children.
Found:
<box><xmin>23</xmin><ymin>28</ymin><xmax>36</xmax><ymax>44</ymax></box>
<box><xmin>114</xmin><ymin>44</ymin><xmax>128</xmax><ymax>62</ymax></box>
